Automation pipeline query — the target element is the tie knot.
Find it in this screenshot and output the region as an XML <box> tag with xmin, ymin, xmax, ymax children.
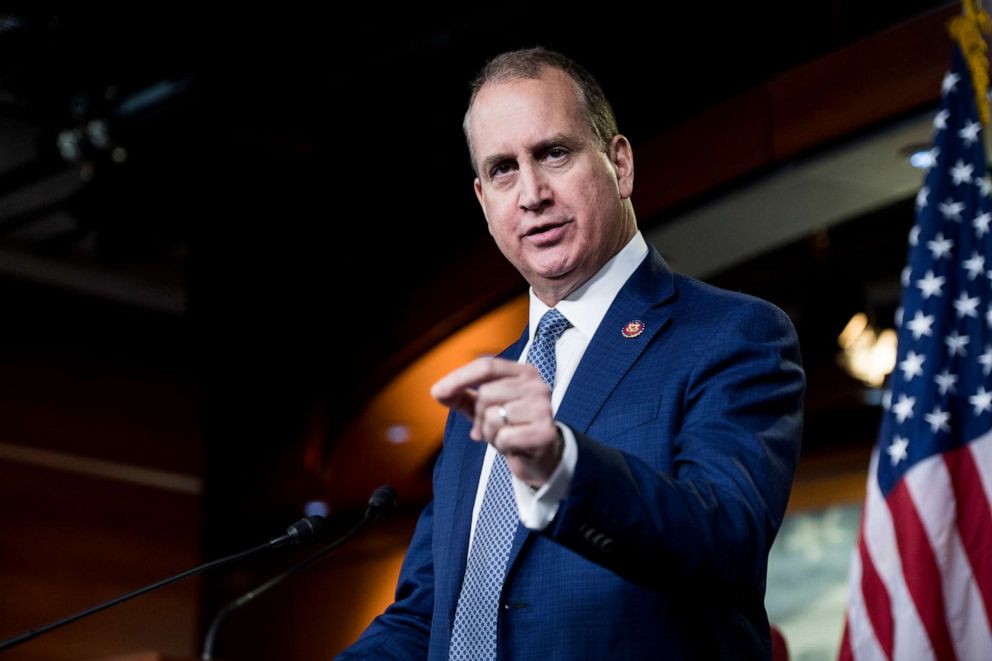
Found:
<box><xmin>536</xmin><ymin>308</ymin><xmax>570</xmax><ymax>341</ymax></box>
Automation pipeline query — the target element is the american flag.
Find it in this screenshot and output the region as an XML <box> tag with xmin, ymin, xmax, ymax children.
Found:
<box><xmin>838</xmin><ymin>42</ymin><xmax>992</xmax><ymax>660</ymax></box>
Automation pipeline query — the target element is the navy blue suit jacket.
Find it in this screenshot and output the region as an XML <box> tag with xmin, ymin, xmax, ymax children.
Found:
<box><xmin>339</xmin><ymin>248</ymin><xmax>805</xmax><ymax>660</ymax></box>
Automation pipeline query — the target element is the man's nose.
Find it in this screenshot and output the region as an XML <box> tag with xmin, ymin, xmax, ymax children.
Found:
<box><xmin>518</xmin><ymin>163</ymin><xmax>552</xmax><ymax>212</ymax></box>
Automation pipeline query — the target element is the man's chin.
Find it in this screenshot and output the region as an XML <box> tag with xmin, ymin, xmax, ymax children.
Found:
<box><xmin>521</xmin><ymin>248</ymin><xmax>576</xmax><ymax>278</ymax></box>
<box><xmin>530</xmin><ymin>262</ymin><xmax>575</xmax><ymax>281</ymax></box>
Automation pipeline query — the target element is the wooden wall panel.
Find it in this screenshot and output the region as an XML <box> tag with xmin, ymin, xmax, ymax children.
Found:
<box><xmin>0</xmin><ymin>461</ymin><xmax>202</xmax><ymax>660</ymax></box>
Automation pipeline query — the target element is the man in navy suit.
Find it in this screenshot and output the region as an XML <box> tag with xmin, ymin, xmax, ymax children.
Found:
<box><xmin>339</xmin><ymin>47</ymin><xmax>804</xmax><ymax>660</ymax></box>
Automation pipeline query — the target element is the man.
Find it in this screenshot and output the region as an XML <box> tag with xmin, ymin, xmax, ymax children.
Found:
<box><xmin>339</xmin><ymin>47</ymin><xmax>804</xmax><ymax>660</ymax></box>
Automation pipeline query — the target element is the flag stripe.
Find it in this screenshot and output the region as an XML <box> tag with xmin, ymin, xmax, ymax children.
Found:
<box><xmin>906</xmin><ymin>454</ymin><xmax>992</xmax><ymax>659</ymax></box>
<box><xmin>839</xmin><ymin>619</ymin><xmax>853</xmax><ymax>661</ymax></box>
<box><xmin>945</xmin><ymin>441</ymin><xmax>992</xmax><ymax>632</ymax></box>
<box><xmin>862</xmin><ymin>451</ymin><xmax>935</xmax><ymax>661</ymax></box>
<box><xmin>843</xmin><ymin>545</ymin><xmax>890</xmax><ymax>661</ymax></box>
<box><xmin>887</xmin><ymin>481</ymin><xmax>957</xmax><ymax>660</ymax></box>
<box><xmin>858</xmin><ymin>524</ymin><xmax>894</xmax><ymax>658</ymax></box>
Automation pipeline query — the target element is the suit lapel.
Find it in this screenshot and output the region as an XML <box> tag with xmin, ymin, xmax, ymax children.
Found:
<box><xmin>503</xmin><ymin>247</ymin><xmax>677</xmax><ymax>577</ymax></box>
<box><xmin>556</xmin><ymin>247</ymin><xmax>676</xmax><ymax>433</ymax></box>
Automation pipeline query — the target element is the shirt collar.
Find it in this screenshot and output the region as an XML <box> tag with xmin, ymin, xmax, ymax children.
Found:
<box><xmin>527</xmin><ymin>231</ymin><xmax>650</xmax><ymax>344</ymax></box>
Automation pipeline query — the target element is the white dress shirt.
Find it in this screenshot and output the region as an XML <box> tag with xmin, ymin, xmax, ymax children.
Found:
<box><xmin>467</xmin><ymin>231</ymin><xmax>650</xmax><ymax>547</ymax></box>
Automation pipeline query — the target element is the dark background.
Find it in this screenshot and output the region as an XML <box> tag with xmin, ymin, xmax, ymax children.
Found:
<box><xmin>0</xmin><ymin>2</ymin><xmax>959</xmax><ymax>658</ymax></box>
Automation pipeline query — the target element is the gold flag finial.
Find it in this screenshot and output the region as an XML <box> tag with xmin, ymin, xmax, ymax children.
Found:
<box><xmin>948</xmin><ymin>0</ymin><xmax>992</xmax><ymax>124</ymax></box>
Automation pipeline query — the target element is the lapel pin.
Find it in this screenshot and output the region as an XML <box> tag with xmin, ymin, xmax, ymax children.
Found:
<box><xmin>621</xmin><ymin>320</ymin><xmax>645</xmax><ymax>338</ymax></box>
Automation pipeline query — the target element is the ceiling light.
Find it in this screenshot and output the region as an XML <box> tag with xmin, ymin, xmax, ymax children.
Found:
<box><xmin>385</xmin><ymin>425</ymin><xmax>411</xmax><ymax>444</ymax></box>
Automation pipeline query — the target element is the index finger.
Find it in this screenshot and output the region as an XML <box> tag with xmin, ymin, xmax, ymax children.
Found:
<box><xmin>431</xmin><ymin>356</ymin><xmax>531</xmax><ymax>404</ymax></box>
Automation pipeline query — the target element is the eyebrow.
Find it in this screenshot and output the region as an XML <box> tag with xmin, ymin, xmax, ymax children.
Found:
<box><xmin>479</xmin><ymin>133</ymin><xmax>581</xmax><ymax>179</ymax></box>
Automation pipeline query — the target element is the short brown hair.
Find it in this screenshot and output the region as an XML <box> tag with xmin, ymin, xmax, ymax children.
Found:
<box><xmin>463</xmin><ymin>47</ymin><xmax>620</xmax><ymax>175</ymax></box>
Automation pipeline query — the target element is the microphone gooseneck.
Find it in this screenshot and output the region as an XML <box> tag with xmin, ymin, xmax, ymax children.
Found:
<box><xmin>201</xmin><ymin>485</ymin><xmax>397</xmax><ymax>660</ymax></box>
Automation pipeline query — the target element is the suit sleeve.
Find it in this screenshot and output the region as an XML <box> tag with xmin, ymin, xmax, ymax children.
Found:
<box><xmin>335</xmin><ymin>505</ymin><xmax>433</xmax><ymax>659</ymax></box>
<box><xmin>335</xmin><ymin>415</ymin><xmax>458</xmax><ymax>659</ymax></box>
<box><xmin>543</xmin><ymin>298</ymin><xmax>804</xmax><ymax>594</ymax></box>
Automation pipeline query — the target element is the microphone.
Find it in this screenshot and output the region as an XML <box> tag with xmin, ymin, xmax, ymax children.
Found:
<box><xmin>201</xmin><ymin>485</ymin><xmax>397</xmax><ymax>660</ymax></box>
<box><xmin>0</xmin><ymin>513</ymin><xmax>328</xmax><ymax>653</ymax></box>
<box><xmin>365</xmin><ymin>484</ymin><xmax>398</xmax><ymax>518</ymax></box>
<box><xmin>269</xmin><ymin>514</ymin><xmax>328</xmax><ymax>547</ymax></box>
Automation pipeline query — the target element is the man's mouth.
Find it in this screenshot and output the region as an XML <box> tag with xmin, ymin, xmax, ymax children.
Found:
<box><xmin>524</xmin><ymin>221</ymin><xmax>569</xmax><ymax>246</ymax></box>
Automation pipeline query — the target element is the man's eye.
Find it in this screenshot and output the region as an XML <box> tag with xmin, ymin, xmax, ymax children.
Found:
<box><xmin>546</xmin><ymin>147</ymin><xmax>568</xmax><ymax>160</ymax></box>
<box><xmin>491</xmin><ymin>162</ymin><xmax>515</xmax><ymax>177</ymax></box>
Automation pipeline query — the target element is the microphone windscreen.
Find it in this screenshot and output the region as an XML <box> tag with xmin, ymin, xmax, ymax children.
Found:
<box><xmin>367</xmin><ymin>485</ymin><xmax>397</xmax><ymax>515</ymax></box>
<box><xmin>285</xmin><ymin>515</ymin><xmax>326</xmax><ymax>542</ymax></box>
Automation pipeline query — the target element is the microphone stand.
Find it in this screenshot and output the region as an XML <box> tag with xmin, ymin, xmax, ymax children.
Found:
<box><xmin>201</xmin><ymin>485</ymin><xmax>397</xmax><ymax>660</ymax></box>
<box><xmin>0</xmin><ymin>516</ymin><xmax>326</xmax><ymax>653</ymax></box>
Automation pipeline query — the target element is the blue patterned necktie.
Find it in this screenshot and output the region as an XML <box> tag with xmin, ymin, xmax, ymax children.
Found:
<box><xmin>449</xmin><ymin>308</ymin><xmax>570</xmax><ymax>661</ymax></box>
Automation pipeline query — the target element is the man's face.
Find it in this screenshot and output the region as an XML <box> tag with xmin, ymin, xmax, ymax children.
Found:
<box><xmin>468</xmin><ymin>68</ymin><xmax>634</xmax><ymax>302</ymax></box>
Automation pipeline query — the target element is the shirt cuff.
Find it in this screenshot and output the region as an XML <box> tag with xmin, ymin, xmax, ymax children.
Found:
<box><xmin>511</xmin><ymin>422</ymin><xmax>577</xmax><ymax>530</ymax></box>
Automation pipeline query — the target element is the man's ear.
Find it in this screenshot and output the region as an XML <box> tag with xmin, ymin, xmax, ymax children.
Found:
<box><xmin>609</xmin><ymin>134</ymin><xmax>634</xmax><ymax>200</ymax></box>
<box><xmin>474</xmin><ymin>177</ymin><xmax>494</xmax><ymax>236</ymax></box>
